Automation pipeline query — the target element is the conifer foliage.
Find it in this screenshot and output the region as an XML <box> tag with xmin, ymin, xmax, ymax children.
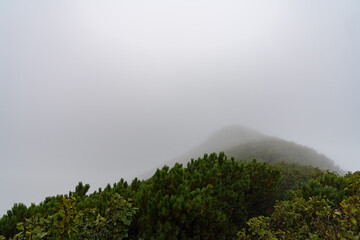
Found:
<box><xmin>238</xmin><ymin>171</ymin><xmax>360</xmax><ymax>239</ymax></box>
<box><xmin>132</xmin><ymin>153</ymin><xmax>282</xmax><ymax>239</ymax></box>
<box><xmin>2</xmin><ymin>153</ymin><xmax>354</xmax><ymax>239</ymax></box>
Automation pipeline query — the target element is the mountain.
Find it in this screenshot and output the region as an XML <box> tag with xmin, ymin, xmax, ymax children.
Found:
<box><xmin>0</xmin><ymin>126</ymin><xmax>349</xmax><ymax>239</ymax></box>
<box><xmin>226</xmin><ymin>138</ymin><xmax>344</xmax><ymax>174</ymax></box>
<box><xmin>167</xmin><ymin>126</ymin><xmax>268</xmax><ymax>166</ymax></box>
<box><xmin>167</xmin><ymin>125</ymin><xmax>344</xmax><ymax>174</ymax></box>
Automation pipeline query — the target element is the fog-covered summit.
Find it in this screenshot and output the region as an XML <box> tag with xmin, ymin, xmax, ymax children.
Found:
<box><xmin>167</xmin><ymin>125</ymin><xmax>343</xmax><ymax>174</ymax></box>
<box><xmin>167</xmin><ymin>126</ymin><xmax>267</xmax><ymax>165</ymax></box>
<box><xmin>201</xmin><ymin>126</ymin><xmax>268</xmax><ymax>151</ymax></box>
<box><xmin>226</xmin><ymin>137</ymin><xmax>344</xmax><ymax>174</ymax></box>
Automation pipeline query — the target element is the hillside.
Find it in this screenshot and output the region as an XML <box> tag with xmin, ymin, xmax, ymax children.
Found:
<box><xmin>168</xmin><ymin>126</ymin><xmax>268</xmax><ymax>166</ymax></box>
<box><xmin>168</xmin><ymin>126</ymin><xmax>344</xmax><ymax>174</ymax></box>
<box><xmin>226</xmin><ymin>137</ymin><xmax>344</xmax><ymax>174</ymax></box>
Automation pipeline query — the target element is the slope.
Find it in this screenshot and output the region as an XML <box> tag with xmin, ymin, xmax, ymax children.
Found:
<box><xmin>167</xmin><ymin>125</ymin><xmax>344</xmax><ymax>174</ymax></box>
<box><xmin>167</xmin><ymin>125</ymin><xmax>268</xmax><ymax>166</ymax></box>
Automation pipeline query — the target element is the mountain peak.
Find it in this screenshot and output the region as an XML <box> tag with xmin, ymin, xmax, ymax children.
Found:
<box><xmin>204</xmin><ymin>125</ymin><xmax>266</xmax><ymax>147</ymax></box>
<box><xmin>168</xmin><ymin>125</ymin><xmax>344</xmax><ymax>174</ymax></box>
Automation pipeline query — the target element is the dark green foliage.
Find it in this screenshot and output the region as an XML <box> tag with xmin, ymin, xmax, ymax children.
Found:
<box><xmin>298</xmin><ymin>171</ymin><xmax>347</xmax><ymax>205</ymax></box>
<box><xmin>269</xmin><ymin>161</ymin><xmax>323</xmax><ymax>199</ymax></box>
<box><xmin>130</xmin><ymin>153</ymin><xmax>282</xmax><ymax>240</ymax></box>
<box><xmin>243</xmin><ymin>160</ymin><xmax>282</xmax><ymax>218</ymax></box>
<box><xmin>238</xmin><ymin>171</ymin><xmax>360</xmax><ymax>239</ymax></box>
<box><xmin>71</xmin><ymin>182</ymin><xmax>90</xmax><ymax>198</ymax></box>
<box><xmin>0</xmin><ymin>203</ymin><xmax>29</xmax><ymax>238</ymax></box>
<box><xmin>0</xmin><ymin>152</ymin><xmax>340</xmax><ymax>240</ymax></box>
<box><xmin>8</xmin><ymin>194</ymin><xmax>136</xmax><ymax>240</ymax></box>
<box><xmin>0</xmin><ymin>181</ymin><xmax>137</xmax><ymax>239</ymax></box>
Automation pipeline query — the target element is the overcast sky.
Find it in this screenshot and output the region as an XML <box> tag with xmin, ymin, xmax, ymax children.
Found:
<box><xmin>1</xmin><ymin>0</ymin><xmax>359</xmax><ymax>215</ymax></box>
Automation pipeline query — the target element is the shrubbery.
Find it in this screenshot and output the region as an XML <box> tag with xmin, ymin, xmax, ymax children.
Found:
<box><xmin>1</xmin><ymin>153</ymin><xmax>354</xmax><ymax>239</ymax></box>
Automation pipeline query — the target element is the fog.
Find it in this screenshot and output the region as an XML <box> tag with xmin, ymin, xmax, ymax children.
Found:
<box><xmin>1</xmin><ymin>0</ymin><xmax>359</xmax><ymax>215</ymax></box>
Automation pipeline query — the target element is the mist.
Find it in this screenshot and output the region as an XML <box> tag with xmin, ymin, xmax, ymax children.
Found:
<box><xmin>1</xmin><ymin>0</ymin><xmax>359</xmax><ymax>215</ymax></box>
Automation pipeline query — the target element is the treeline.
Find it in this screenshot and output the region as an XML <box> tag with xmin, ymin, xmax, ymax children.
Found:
<box><xmin>0</xmin><ymin>153</ymin><xmax>356</xmax><ymax>239</ymax></box>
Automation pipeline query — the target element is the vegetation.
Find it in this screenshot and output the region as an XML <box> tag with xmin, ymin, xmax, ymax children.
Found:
<box><xmin>226</xmin><ymin>138</ymin><xmax>344</xmax><ymax>174</ymax></box>
<box><xmin>0</xmin><ymin>152</ymin><xmax>357</xmax><ymax>239</ymax></box>
<box><xmin>131</xmin><ymin>153</ymin><xmax>282</xmax><ymax>239</ymax></box>
<box><xmin>0</xmin><ymin>185</ymin><xmax>136</xmax><ymax>240</ymax></box>
<box><xmin>169</xmin><ymin>126</ymin><xmax>343</xmax><ymax>176</ymax></box>
<box><xmin>237</xmin><ymin>171</ymin><xmax>360</xmax><ymax>239</ymax></box>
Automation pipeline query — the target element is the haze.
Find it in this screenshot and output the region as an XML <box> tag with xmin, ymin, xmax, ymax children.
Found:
<box><xmin>1</xmin><ymin>0</ymin><xmax>359</xmax><ymax>215</ymax></box>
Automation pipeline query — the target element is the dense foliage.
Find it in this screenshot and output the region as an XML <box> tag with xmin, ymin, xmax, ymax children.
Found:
<box><xmin>0</xmin><ymin>152</ymin><xmax>355</xmax><ymax>239</ymax></box>
<box><xmin>237</xmin><ymin>171</ymin><xmax>360</xmax><ymax>239</ymax></box>
<box><xmin>0</xmin><ymin>187</ymin><xmax>136</xmax><ymax>240</ymax></box>
<box><xmin>131</xmin><ymin>153</ymin><xmax>282</xmax><ymax>239</ymax></box>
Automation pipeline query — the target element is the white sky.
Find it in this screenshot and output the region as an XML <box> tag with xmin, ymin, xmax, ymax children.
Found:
<box><xmin>1</xmin><ymin>0</ymin><xmax>359</xmax><ymax>215</ymax></box>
